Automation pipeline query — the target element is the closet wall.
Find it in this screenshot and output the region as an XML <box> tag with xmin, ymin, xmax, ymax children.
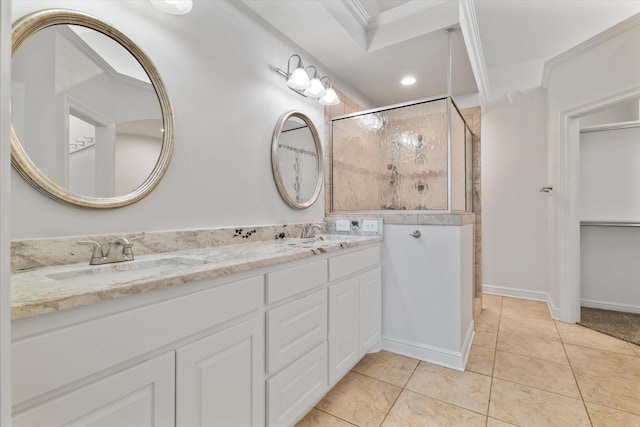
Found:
<box><xmin>580</xmin><ymin>123</ymin><xmax>640</xmax><ymax>313</ymax></box>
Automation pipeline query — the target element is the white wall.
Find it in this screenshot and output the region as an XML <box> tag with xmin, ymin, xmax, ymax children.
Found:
<box><xmin>546</xmin><ymin>16</ymin><xmax>640</xmax><ymax>321</ymax></box>
<box><xmin>580</xmin><ymin>226</ymin><xmax>640</xmax><ymax>313</ymax></box>
<box><xmin>579</xmin><ymin>126</ymin><xmax>640</xmax><ymax>313</ymax></box>
<box><xmin>580</xmin><ymin>127</ymin><xmax>640</xmax><ymax>220</ymax></box>
<box><xmin>481</xmin><ymin>88</ymin><xmax>549</xmax><ymax>299</ymax></box>
<box><xmin>580</xmin><ymin>100</ymin><xmax>639</xmax><ymax>127</ymax></box>
<box><xmin>10</xmin><ymin>0</ymin><xmax>351</xmax><ymax>239</ymax></box>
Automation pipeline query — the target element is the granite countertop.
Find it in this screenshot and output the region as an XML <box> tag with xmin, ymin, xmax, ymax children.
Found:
<box><xmin>12</xmin><ymin>234</ymin><xmax>382</xmax><ymax>320</ymax></box>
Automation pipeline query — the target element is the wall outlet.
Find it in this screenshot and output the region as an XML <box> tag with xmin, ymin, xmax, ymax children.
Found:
<box><xmin>362</xmin><ymin>220</ymin><xmax>379</xmax><ymax>232</ymax></box>
<box><xmin>336</xmin><ymin>219</ymin><xmax>351</xmax><ymax>232</ymax></box>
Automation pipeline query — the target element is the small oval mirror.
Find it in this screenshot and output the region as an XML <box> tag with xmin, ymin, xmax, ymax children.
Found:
<box><xmin>11</xmin><ymin>9</ymin><xmax>174</xmax><ymax>208</ymax></box>
<box><xmin>271</xmin><ymin>111</ymin><xmax>323</xmax><ymax>209</ymax></box>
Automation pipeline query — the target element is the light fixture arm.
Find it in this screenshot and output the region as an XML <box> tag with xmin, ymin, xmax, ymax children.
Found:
<box><xmin>320</xmin><ymin>76</ymin><xmax>333</xmax><ymax>88</ymax></box>
<box><xmin>274</xmin><ymin>54</ymin><xmax>341</xmax><ymax>105</ymax></box>
<box><xmin>286</xmin><ymin>54</ymin><xmax>304</xmax><ymax>77</ymax></box>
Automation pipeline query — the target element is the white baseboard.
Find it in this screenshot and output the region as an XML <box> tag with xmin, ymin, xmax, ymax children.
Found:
<box><xmin>581</xmin><ymin>299</ymin><xmax>640</xmax><ymax>314</ymax></box>
<box><xmin>381</xmin><ymin>322</ymin><xmax>475</xmax><ymax>372</ymax></box>
<box><xmin>547</xmin><ymin>296</ymin><xmax>560</xmax><ymax>320</ymax></box>
<box><xmin>482</xmin><ymin>284</ymin><xmax>558</xmax><ymax>319</ymax></box>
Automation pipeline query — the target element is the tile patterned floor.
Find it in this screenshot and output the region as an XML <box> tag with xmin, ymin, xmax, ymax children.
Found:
<box><xmin>295</xmin><ymin>295</ymin><xmax>640</xmax><ymax>427</ymax></box>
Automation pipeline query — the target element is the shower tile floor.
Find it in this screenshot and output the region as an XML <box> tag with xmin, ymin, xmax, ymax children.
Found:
<box><xmin>295</xmin><ymin>295</ymin><xmax>640</xmax><ymax>427</ymax></box>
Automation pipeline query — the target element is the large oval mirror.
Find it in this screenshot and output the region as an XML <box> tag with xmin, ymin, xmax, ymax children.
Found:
<box><xmin>11</xmin><ymin>9</ymin><xmax>174</xmax><ymax>208</ymax></box>
<box><xmin>271</xmin><ymin>111</ymin><xmax>323</xmax><ymax>209</ymax></box>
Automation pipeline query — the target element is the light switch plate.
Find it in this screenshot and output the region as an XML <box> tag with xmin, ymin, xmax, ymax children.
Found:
<box><xmin>336</xmin><ymin>219</ymin><xmax>350</xmax><ymax>231</ymax></box>
<box><xmin>362</xmin><ymin>220</ymin><xmax>378</xmax><ymax>232</ymax></box>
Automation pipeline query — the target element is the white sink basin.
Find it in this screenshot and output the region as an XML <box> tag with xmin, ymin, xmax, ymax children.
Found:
<box><xmin>46</xmin><ymin>256</ymin><xmax>208</xmax><ymax>282</ymax></box>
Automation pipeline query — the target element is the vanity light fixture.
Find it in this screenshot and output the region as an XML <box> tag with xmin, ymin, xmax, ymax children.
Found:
<box><xmin>318</xmin><ymin>77</ymin><xmax>340</xmax><ymax>106</ymax></box>
<box><xmin>149</xmin><ymin>0</ymin><xmax>193</xmax><ymax>15</ymax></box>
<box><xmin>276</xmin><ymin>54</ymin><xmax>341</xmax><ymax>106</ymax></box>
<box><xmin>302</xmin><ymin>66</ymin><xmax>326</xmax><ymax>98</ymax></box>
<box><xmin>286</xmin><ymin>54</ymin><xmax>311</xmax><ymax>90</ymax></box>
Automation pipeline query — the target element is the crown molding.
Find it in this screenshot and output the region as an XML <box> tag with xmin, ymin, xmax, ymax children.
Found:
<box><xmin>341</xmin><ymin>0</ymin><xmax>370</xmax><ymax>30</ymax></box>
<box><xmin>459</xmin><ymin>0</ymin><xmax>490</xmax><ymax>104</ymax></box>
<box><xmin>542</xmin><ymin>12</ymin><xmax>640</xmax><ymax>88</ymax></box>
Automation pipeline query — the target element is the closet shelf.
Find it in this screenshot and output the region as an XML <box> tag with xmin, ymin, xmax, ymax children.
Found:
<box><xmin>580</xmin><ymin>220</ymin><xmax>640</xmax><ymax>227</ymax></box>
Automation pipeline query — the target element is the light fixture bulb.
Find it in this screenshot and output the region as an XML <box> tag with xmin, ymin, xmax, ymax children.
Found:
<box><xmin>401</xmin><ymin>76</ymin><xmax>416</xmax><ymax>86</ymax></box>
<box><xmin>319</xmin><ymin>87</ymin><xmax>340</xmax><ymax>106</ymax></box>
<box><xmin>304</xmin><ymin>77</ymin><xmax>326</xmax><ymax>98</ymax></box>
<box><xmin>287</xmin><ymin>67</ymin><xmax>311</xmax><ymax>90</ymax></box>
<box><xmin>150</xmin><ymin>0</ymin><xmax>193</xmax><ymax>14</ymax></box>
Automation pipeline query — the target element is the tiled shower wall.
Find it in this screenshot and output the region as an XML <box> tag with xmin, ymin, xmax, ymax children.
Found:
<box><xmin>461</xmin><ymin>106</ymin><xmax>482</xmax><ymax>297</ymax></box>
<box><xmin>331</xmin><ymin>100</ymin><xmax>449</xmax><ymax>211</ymax></box>
<box><xmin>324</xmin><ymin>90</ymin><xmax>483</xmax><ymax>297</ymax></box>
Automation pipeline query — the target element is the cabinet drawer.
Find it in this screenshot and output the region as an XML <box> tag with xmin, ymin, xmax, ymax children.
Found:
<box><xmin>329</xmin><ymin>245</ymin><xmax>380</xmax><ymax>282</ymax></box>
<box><xmin>266</xmin><ymin>289</ymin><xmax>327</xmax><ymax>374</ymax></box>
<box><xmin>266</xmin><ymin>259</ymin><xmax>327</xmax><ymax>304</ymax></box>
<box><xmin>266</xmin><ymin>342</ymin><xmax>328</xmax><ymax>427</ymax></box>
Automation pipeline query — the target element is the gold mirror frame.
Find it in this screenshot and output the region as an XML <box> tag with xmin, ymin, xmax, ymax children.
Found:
<box><xmin>11</xmin><ymin>9</ymin><xmax>175</xmax><ymax>208</ymax></box>
<box><xmin>271</xmin><ymin>111</ymin><xmax>323</xmax><ymax>209</ymax></box>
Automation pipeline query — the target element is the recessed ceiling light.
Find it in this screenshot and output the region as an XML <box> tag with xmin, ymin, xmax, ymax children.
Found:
<box><xmin>401</xmin><ymin>76</ymin><xmax>416</xmax><ymax>86</ymax></box>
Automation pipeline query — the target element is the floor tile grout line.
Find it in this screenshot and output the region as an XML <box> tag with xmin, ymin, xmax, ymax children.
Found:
<box><xmin>312</xmin><ymin>407</ymin><xmax>359</xmax><ymax>426</ymax></box>
<box><xmin>556</xmin><ymin>337</ymin><xmax>640</xmax><ymax>357</ymax></box>
<box><xmin>565</xmin><ymin>343</ymin><xmax>640</xmax><ymax>361</ymax></box>
<box><xmin>555</xmin><ymin>307</ymin><xmax>594</xmax><ymax>427</ymax></box>
<box><xmin>397</xmin><ymin>386</ymin><xmax>492</xmax><ymax>418</ymax></box>
<box><xmin>484</xmin><ymin>296</ymin><xmax>502</xmax><ymax>426</ymax></box>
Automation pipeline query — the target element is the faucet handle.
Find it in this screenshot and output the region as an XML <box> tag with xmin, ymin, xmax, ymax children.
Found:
<box><xmin>116</xmin><ymin>237</ymin><xmax>134</xmax><ymax>260</ymax></box>
<box><xmin>77</xmin><ymin>240</ymin><xmax>105</xmax><ymax>264</ymax></box>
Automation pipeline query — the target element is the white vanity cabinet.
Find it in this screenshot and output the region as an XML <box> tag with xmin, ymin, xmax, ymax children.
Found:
<box><xmin>12</xmin><ymin>241</ymin><xmax>382</xmax><ymax>427</ymax></box>
<box><xmin>13</xmin><ymin>351</ymin><xmax>176</xmax><ymax>427</ymax></box>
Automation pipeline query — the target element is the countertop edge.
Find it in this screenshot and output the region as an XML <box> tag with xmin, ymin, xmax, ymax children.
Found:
<box><xmin>12</xmin><ymin>235</ymin><xmax>382</xmax><ymax>320</ymax></box>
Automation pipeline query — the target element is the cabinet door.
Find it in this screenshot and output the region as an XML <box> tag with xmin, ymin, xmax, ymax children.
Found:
<box><xmin>359</xmin><ymin>267</ymin><xmax>382</xmax><ymax>355</ymax></box>
<box><xmin>176</xmin><ymin>315</ymin><xmax>265</xmax><ymax>427</ymax></box>
<box><xmin>328</xmin><ymin>277</ymin><xmax>359</xmax><ymax>385</ymax></box>
<box><xmin>13</xmin><ymin>352</ymin><xmax>175</xmax><ymax>427</ymax></box>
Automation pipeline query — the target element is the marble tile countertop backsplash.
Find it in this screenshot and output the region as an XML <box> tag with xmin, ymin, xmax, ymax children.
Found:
<box><xmin>12</xmin><ymin>223</ymin><xmax>325</xmax><ymax>273</ymax></box>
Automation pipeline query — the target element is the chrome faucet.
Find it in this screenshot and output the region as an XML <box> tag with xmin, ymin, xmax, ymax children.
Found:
<box><xmin>78</xmin><ymin>237</ymin><xmax>134</xmax><ymax>265</ymax></box>
<box><xmin>301</xmin><ymin>224</ymin><xmax>323</xmax><ymax>238</ymax></box>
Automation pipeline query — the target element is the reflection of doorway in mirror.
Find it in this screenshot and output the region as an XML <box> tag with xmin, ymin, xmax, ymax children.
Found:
<box><xmin>68</xmin><ymin>114</ymin><xmax>97</xmax><ymax>196</ymax></box>
<box><xmin>115</xmin><ymin>119</ymin><xmax>163</xmax><ymax>195</ymax></box>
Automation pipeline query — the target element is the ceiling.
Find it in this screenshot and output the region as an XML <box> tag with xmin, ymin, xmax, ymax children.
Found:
<box><xmin>242</xmin><ymin>0</ymin><xmax>640</xmax><ymax>109</ymax></box>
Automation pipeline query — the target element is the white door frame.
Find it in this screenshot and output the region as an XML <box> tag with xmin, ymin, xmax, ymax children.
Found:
<box><xmin>555</xmin><ymin>84</ymin><xmax>640</xmax><ymax>323</ymax></box>
<box><xmin>0</xmin><ymin>0</ymin><xmax>11</xmax><ymax>424</ymax></box>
